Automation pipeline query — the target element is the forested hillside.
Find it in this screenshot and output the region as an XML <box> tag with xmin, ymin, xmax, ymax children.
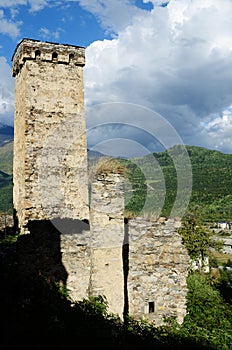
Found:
<box><xmin>120</xmin><ymin>145</ymin><xmax>232</xmax><ymax>221</ymax></box>
<box><xmin>0</xmin><ymin>142</ymin><xmax>232</xmax><ymax>221</ymax></box>
<box><xmin>0</xmin><ymin>141</ymin><xmax>13</xmax><ymax>213</ymax></box>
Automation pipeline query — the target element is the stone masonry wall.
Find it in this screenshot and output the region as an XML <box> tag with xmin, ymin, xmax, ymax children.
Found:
<box><xmin>127</xmin><ymin>217</ymin><xmax>190</xmax><ymax>325</ymax></box>
<box><xmin>12</xmin><ymin>39</ymin><xmax>89</xmax><ymax>232</ymax></box>
<box><xmin>89</xmin><ymin>172</ymin><xmax>125</xmax><ymax>317</ymax></box>
<box><xmin>60</xmin><ymin>229</ymin><xmax>91</xmax><ymax>301</ymax></box>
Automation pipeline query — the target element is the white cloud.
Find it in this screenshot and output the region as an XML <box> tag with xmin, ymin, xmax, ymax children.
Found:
<box><xmin>39</xmin><ymin>26</ymin><xmax>63</xmax><ymax>40</ymax></box>
<box><xmin>0</xmin><ymin>0</ymin><xmax>26</xmax><ymax>7</ymax></box>
<box><xmin>76</xmin><ymin>0</ymin><xmax>150</xmax><ymax>34</ymax></box>
<box><xmin>0</xmin><ymin>0</ymin><xmax>49</xmax><ymax>12</ymax></box>
<box><xmin>0</xmin><ymin>9</ymin><xmax>21</xmax><ymax>38</ymax></box>
<box><xmin>84</xmin><ymin>0</ymin><xmax>232</xmax><ymax>153</ymax></box>
<box><xmin>28</xmin><ymin>0</ymin><xmax>49</xmax><ymax>12</ymax></box>
<box><xmin>199</xmin><ymin>108</ymin><xmax>232</xmax><ymax>154</ymax></box>
<box><xmin>0</xmin><ymin>56</ymin><xmax>14</xmax><ymax>125</ymax></box>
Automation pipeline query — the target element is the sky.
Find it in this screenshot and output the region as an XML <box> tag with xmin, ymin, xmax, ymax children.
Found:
<box><xmin>0</xmin><ymin>0</ymin><xmax>232</xmax><ymax>157</ymax></box>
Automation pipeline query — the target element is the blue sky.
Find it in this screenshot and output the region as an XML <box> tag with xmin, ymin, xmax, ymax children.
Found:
<box><xmin>0</xmin><ymin>0</ymin><xmax>232</xmax><ymax>156</ymax></box>
<box><xmin>0</xmin><ymin>1</ymin><xmax>112</xmax><ymax>63</ymax></box>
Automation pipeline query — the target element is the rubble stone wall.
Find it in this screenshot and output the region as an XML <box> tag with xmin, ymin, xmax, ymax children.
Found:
<box><xmin>127</xmin><ymin>217</ymin><xmax>190</xmax><ymax>325</ymax></box>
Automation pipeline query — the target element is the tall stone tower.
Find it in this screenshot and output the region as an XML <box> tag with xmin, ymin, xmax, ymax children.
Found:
<box><xmin>12</xmin><ymin>38</ymin><xmax>89</xmax><ymax>232</ymax></box>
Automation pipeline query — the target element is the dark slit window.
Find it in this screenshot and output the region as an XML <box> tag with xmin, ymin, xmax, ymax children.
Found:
<box><xmin>149</xmin><ymin>301</ymin><xmax>154</xmax><ymax>313</ymax></box>
<box><xmin>35</xmin><ymin>50</ymin><xmax>41</xmax><ymax>59</ymax></box>
<box><xmin>52</xmin><ymin>52</ymin><xmax>58</xmax><ymax>61</ymax></box>
<box><xmin>69</xmin><ymin>53</ymin><xmax>74</xmax><ymax>61</ymax></box>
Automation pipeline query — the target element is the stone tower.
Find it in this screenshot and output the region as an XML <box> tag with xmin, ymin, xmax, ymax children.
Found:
<box><xmin>12</xmin><ymin>38</ymin><xmax>190</xmax><ymax>324</ymax></box>
<box><xmin>12</xmin><ymin>38</ymin><xmax>89</xmax><ymax>232</ymax></box>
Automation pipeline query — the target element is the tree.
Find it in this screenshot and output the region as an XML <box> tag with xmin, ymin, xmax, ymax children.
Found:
<box><xmin>178</xmin><ymin>208</ymin><xmax>222</xmax><ymax>273</ymax></box>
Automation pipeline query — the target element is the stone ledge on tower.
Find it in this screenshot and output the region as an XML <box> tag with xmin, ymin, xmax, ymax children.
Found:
<box><xmin>12</xmin><ymin>38</ymin><xmax>85</xmax><ymax>77</ymax></box>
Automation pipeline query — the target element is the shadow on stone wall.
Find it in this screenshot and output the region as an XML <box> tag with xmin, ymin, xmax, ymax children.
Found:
<box><xmin>0</xmin><ymin>218</ymin><xmax>211</xmax><ymax>350</ymax></box>
<box><xmin>123</xmin><ymin>218</ymin><xmax>129</xmax><ymax>319</ymax></box>
<box><xmin>17</xmin><ymin>220</ymin><xmax>68</xmax><ymax>285</ymax></box>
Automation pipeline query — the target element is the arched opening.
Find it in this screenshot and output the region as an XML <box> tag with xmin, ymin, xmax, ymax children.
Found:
<box><xmin>52</xmin><ymin>52</ymin><xmax>58</xmax><ymax>61</ymax></box>
<box><xmin>69</xmin><ymin>53</ymin><xmax>74</xmax><ymax>62</ymax></box>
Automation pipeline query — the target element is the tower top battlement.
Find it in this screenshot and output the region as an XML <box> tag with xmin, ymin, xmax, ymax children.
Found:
<box><xmin>12</xmin><ymin>38</ymin><xmax>85</xmax><ymax>77</ymax></box>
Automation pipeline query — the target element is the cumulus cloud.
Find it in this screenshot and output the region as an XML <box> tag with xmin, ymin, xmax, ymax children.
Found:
<box><xmin>76</xmin><ymin>0</ymin><xmax>151</xmax><ymax>34</ymax></box>
<box><xmin>39</xmin><ymin>26</ymin><xmax>63</xmax><ymax>40</ymax></box>
<box><xmin>84</xmin><ymin>0</ymin><xmax>232</xmax><ymax>153</ymax></box>
<box><xmin>0</xmin><ymin>56</ymin><xmax>14</xmax><ymax>125</ymax></box>
<box><xmin>0</xmin><ymin>0</ymin><xmax>49</xmax><ymax>12</ymax></box>
<box><xmin>199</xmin><ymin>108</ymin><xmax>232</xmax><ymax>154</ymax></box>
<box><xmin>0</xmin><ymin>0</ymin><xmax>232</xmax><ymax>155</ymax></box>
<box><xmin>0</xmin><ymin>9</ymin><xmax>21</xmax><ymax>37</ymax></box>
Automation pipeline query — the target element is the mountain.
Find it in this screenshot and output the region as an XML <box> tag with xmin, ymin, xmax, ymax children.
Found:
<box><xmin>119</xmin><ymin>145</ymin><xmax>232</xmax><ymax>221</ymax></box>
<box><xmin>0</xmin><ymin>131</ymin><xmax>13</xmax><ymax>213</ymax></box>
<box><xmin>0</xmin><ymin>140</ymin><xmax>13</xmax><ymax>175</ymax></box>
<box><xmin>87</xmin><ymin>149</ymin><xmax>106</xmax><ymax>164</ymax></box>
<box><xmin>0</xmin><ymin>124</ymin><xmax>14</xmax><ymax>147</ymax></box>
<box><xmin>0</xmin><ymin>142</ymin><xmax>231</xmax><ymax>221</ymax></box>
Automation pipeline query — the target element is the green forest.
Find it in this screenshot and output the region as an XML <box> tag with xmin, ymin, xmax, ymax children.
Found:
<box><xmin>119</xmin><ymin>145</ymin><xmax>232</xmax><ymax>222</ymax></box>
<box><xmin>0</xmin><ymin>141</ymin><xmax>13</xmax><ymax>213</ymax></box>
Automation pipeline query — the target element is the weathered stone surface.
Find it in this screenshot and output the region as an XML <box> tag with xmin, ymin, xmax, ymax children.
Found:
<box><xmin>89</xmin><ymin>173</ymin><xmax>125</xmax><ymax>317</ymax></box>
<box><xmin>12</xmin><ymin>39</ymin><xmax>89</xmax><ymax>232</ymax></box>
<box><xmin>61</xmin><ymin>232</ymin><xmax>91</xmax><ymax>301</ymax></box>
<box><xmin>127</xmin><ymin>217</ymin><xmax>190</xmax><ymax>325</ymax></box>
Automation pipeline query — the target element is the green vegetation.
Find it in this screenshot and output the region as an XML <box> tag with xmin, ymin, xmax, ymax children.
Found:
<box><xmin>0</xmin><ymin>180</ymin><xmax>13</xmax><ymax>213</ymax></box>
<box><xmin>0</xmin><ymin>141</ymin><xmax>13</xmax><ymax>213</ymax></box>
<box><xmin>0</xmin><ymin>140</ymin><xmax>13</xmax><ymax>174</ymax></box>
<box><xmin>0</xmin><ymin>230</ymin><xmax>231</xmax><ymax>349</ymax></box>
<box><xmin>171</xmin><ymin>271</ymin><xmax>232</xmax><ymax>350</ymax></box>
<box><xmin>120</xmin><ymin>145</ymin><xmax>232</xmax><ymax>221</ymax></box>
<box><xmin>178</xmin><ymin>209</ymin><xmax>223</xmax><ymax>266</ymax></box>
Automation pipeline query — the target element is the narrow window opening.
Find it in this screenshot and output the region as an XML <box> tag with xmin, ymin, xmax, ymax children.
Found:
<box><xmin>69</xmin><ymin>53</ymin><xmax>74</xmax><ymax>62</ymax></box>
<box><xmin>52</xmin><ymin>52</ymin><xmax>58</xmax><ymax>61</ymax></box>
<box><xmin>35</xmin><ymin>50</ymin><xmax>41</xmax><ymax>59</ymax></box>
<box><xmin>148</xmin><ymin>301</ymin><xmax>154</xmax><ymax>313</ymax></box>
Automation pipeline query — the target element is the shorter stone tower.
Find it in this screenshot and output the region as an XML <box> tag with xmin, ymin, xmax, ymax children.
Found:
<box><xmin>12</xmin><ymin>38</ymin><xmax>89</xmax><ymax>232</ymax></box>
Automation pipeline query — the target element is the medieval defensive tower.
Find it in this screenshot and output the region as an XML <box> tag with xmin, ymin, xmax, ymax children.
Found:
<box><xmin>12</xmin><ymin>38</ymin><xmax>89</xmax><ymax>232</ymax></box>
<box><xmin>12</xmin><ymin>38</ymin><xmax>190</xmax><ymax>324</ymax></box>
